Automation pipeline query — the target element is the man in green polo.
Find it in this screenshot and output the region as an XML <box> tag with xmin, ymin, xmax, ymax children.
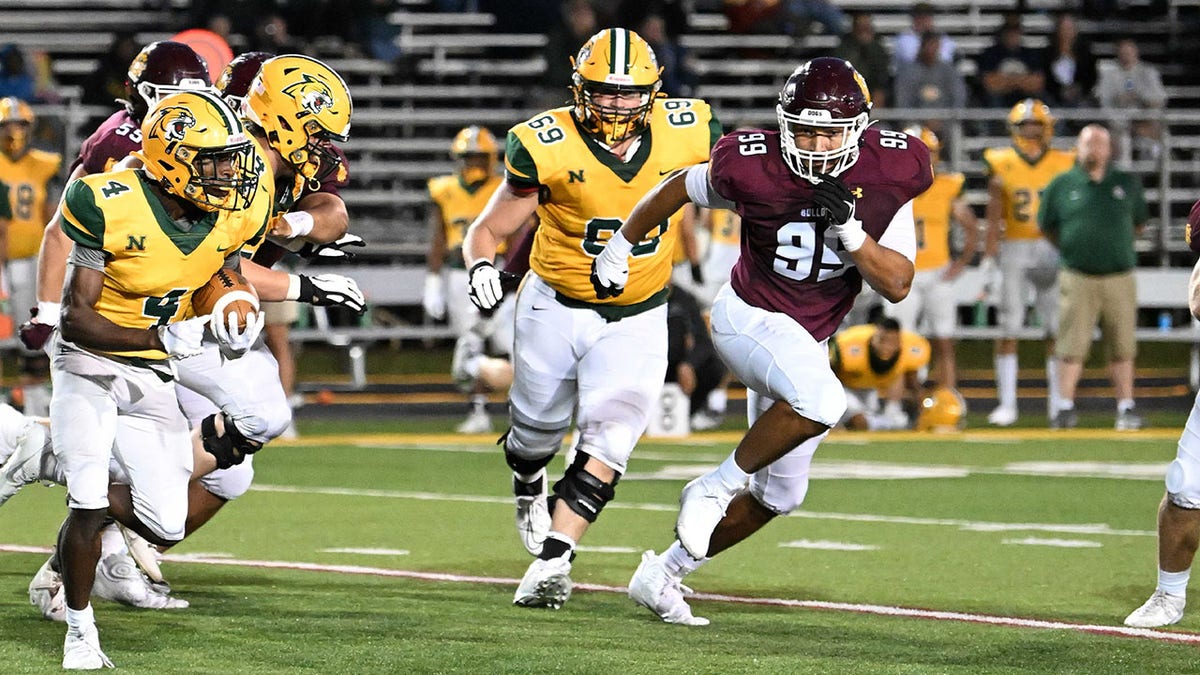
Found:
<box><xmin>1038</xmin><ymin>123</ymin><xmax>1148</xmax><ymax>430</ymax></box>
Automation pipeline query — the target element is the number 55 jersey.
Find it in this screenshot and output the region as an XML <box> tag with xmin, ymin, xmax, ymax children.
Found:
<box><xmin>709</xmin><ymin>126</ymin><xmax>933</xmax><ymax>341</ymax></box>
<box><xmin>505</xmin><ymin>98</ymin><xmax>721</xmax><ymax>304</ymax></box>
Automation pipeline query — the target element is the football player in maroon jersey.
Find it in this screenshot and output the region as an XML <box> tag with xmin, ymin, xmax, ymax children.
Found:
<box><xmin>591</xmin><ymin>57</ymin><xmax>932</xmax><ymax>625</ymax></box>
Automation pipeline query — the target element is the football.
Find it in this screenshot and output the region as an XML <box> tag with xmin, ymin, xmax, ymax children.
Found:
<box><xmin>191</xmin><ymin>269</ymin><xmax>259</xmax><ymax>330</ymax></box>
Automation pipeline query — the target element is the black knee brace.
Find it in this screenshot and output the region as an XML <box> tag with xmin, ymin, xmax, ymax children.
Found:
<box><xmin>500</xmin><ymin>429</ymin><xmax>556</xmax><ymax>476</ymax></box>
<box><xmin>552</xmin><ymin>452</ymin><xmax>619</xmax><ymax>523</ymax></box>
<box><xmin>201</xmin><ymin>413</ymin><xmax>264</xmax><ymax>470</ymax></box>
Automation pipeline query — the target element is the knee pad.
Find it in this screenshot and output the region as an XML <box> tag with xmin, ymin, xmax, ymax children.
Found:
<box><xmin>502</xmin><ymin>419</ymin><xmax>568</xmax><ymax>462</ymax></box>
<box><xmin>552</xmin><ymin>452</ymin><xmax>619</xmax><ymax>523</ymax></box>
<box><xmin>198</xmin><ymin>457</ymin><xmax>256</xmax><ymax>501</ymax></box>
<box><xmin>750</xmin><ymin>475</ymin><xmax>810</xmax><ymax>515</ymax></box>
<box><xmin>1166</xmin><ymin>458</ymin><xmax>1200</xmax><ymax>509</ymax></box>
<box><xmin>201</xmin><ymin>413</ymin><xmax>264</xmax><ymax>470</ymax></box>
<box><xmin>228</xmin><ymin>402</ymin><xmax>292</xmax><ymax>444</ymax></box>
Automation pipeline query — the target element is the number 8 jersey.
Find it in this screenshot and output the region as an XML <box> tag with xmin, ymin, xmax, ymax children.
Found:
<box><xmin>709</xmin><ymin>126</ymin><xmax>933</xmax><ymax>341</ymax></box>
<box><xmin>505</xmin><ymin>99</ymin><xmax>720</xmax><ymax>304</ymax></box>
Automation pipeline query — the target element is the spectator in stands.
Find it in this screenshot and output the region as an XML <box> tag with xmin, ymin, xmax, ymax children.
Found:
<box><xmin>0</xmin><ymin>46</ymin><xmax>36</xmax><ymax>103</ymax></box>
<box><xmin>833</xmin><ymin>12</ymin><xmax>891</xmax><ymax>109</ymax></box>
<box><xmin>251</xmin><ymin>14</ymin><xmax>302</xmax><ymax>54</ymax></box>
<box><xmin>1041</xmin><ymin>12</ymin><xmax>1096</xmax><ymax>110</ymax></box>
<box><xmin>83</xmin><ymin>34</ymin><xmax>141</xmax><ymax>110</ymax></box>
<box><xmin>831</xmin><ymin>317</ymin><xmax>931</xmax><ymax>431</ymax></box>
<box><xmin>190</xmin><ymin>0</ymin><xmax>274</xmax><ymax>40</ymax></box>
<box><xmin>1095</xmin><ymin>39</ymin><xmax>1167</xmax><ymax>161</ymax></box>
<box><xmin>980</xmin><ymin>99</ymin><xmax>1076</xmax><ymax>427</ymax></box>
<box><xmin>350</xmin><ymin>0</ymin><xmax>403</xmax><ymax>64</ymax></box>
<box><xmin>1038</xmin><ymin>124</ymin><xmax>1147</xmax><ymax>430</ymax></box>
<box><xmin>665</xmin><ymin>284</ymin><xmax>727</xmax><ymax>432</ymax></box>
<box><xmin>976</xmin><ymin>13</ymin><xmax>1045</xmax><ymax>109</ymax></box>
<box><xmin>542</xmin><ymin>0</ymin><xmax>598</xmax><ymax>104</ymax></box>
<box><xmin>894</xmin><ymin>2</ymin><xmax>955</xmax><ymax>66</ymax></box>
<box><xmin>893</xmin><ymin>32</ymin><xmax>967</xmax><ymax>134</ymax></box>
<box><xmin>638</xmin><ymin>13</ymin><xmax>697</xmax><ymax>97</ymax></box>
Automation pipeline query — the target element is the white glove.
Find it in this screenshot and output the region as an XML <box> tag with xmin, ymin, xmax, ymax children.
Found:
<box><xmin>467</xmin><ymin>261</ymin><xmax>502</xmax><ymax>311</ymax></box>
<box><xmin>211</xmin><ymin>306</ymin><xmax>265</xmax><ymax>358</ymax></box>
<box><xmin>423</xmin><ymin>272</ymin><xmax>447</xmax><ymax>320</ymax></box>
<box><xmin>590</xmin><ymin>231</ymin><xmax>633</xmax><ymax>299</ymax></box>
<box><xmin>978</xmin><ymin>256</ymin><xmax>1001</xmax><ymax>300</ymax></box>
<box><xmin>158</xmin><ymin>316</ymin><xmax>211</xmax><ymax>359</ymax></box>
<box><xmin>289</xmin><ymin>273</ymin><xmax>367</xmax><ymax>314</ymax></box>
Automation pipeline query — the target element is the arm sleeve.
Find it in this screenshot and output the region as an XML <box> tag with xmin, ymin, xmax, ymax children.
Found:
<box><xmin>504</xmin><ymin>132</ymin><xmax>540</xmax><ymax>192</ymax></box>
<box><xmin>877</xmin><ymin>200</ymin><xmax>917</xmax><ymax>262</ymax></box>
<box><xmin>684</xmin><ymin>164</ymin><xmax>735</xmax><ymax>210</ymax></box>
<box><xmin>69</xmin><ymin>243</ymin><xmax>107</xmax><ymax>271</ymax></box>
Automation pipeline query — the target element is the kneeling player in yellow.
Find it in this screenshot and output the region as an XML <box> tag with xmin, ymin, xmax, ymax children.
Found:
<box><xmin>831</xmin><ymin>317</ymin><xmax>931</xmax><ymax>430</ymax></box>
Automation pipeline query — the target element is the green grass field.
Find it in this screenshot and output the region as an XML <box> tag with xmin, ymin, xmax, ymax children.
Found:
<box><xmin>3</xmin><ymin>421</ymin><xmax>1200</xmax><ymax>672</ymax></box>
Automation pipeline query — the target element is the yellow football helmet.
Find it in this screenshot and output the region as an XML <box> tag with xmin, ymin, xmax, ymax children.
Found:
<box><xmin>1008</xmin><ymin>98</ymin><xmax>1053</xmax><ymax>158</ymax></box>
<box><xmin>245</xmin><ymin>54</ymin><xmax>352</xmax><ymax>187</ymax></box>
<box><xmin>904</xmin><ymin>125</ymin><xmax>940</xmax><ymax>164</ymax></box>
<box><xmin>916</xmin><ymin>387</ymin><xmax>967</xmax><ymax>432</ymax></box>
<box><xmin>570</xmin><ymin>28</ymin><xmax>662</xmax><ymax>145</ymax></box>
<box><xmin>450</xmin><ymin>125</ymin><xmax>498</xmax><ymax>185</ymax></box>
<box><xmin>134</xmin><ymin>90</ymin><xmax>260</xmax><ymax>212</ymax></box>
<box><xmin>0</xmin><ymin>96</ymin><xmax>34</xmax><ymax>157</ymax></box>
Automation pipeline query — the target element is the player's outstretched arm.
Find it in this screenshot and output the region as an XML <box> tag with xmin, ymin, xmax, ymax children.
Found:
<box><xmin>618</xmin><ymin>169</ymin><xmax>693</xmax><ymax>245</ymax></box>
<box><xmin>271</xmin><ymin>191</ymin><xmax>349</xmax><ymax>244</ymax></box>
<box><xmin>462</xmin><ymin>183</ymin><xmax>537</xmax><ymax>311</ymax></box>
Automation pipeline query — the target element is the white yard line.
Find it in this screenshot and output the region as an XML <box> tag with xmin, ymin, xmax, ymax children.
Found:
<box><xmin>0</xmin><ymin>544</ymin><xmax>1192</xmax><ymax>644</ymax></box>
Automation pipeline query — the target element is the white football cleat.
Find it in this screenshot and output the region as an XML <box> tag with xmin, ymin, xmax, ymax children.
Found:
<box><xmin>119</xmin><ymin>524</ymin><xmax>165</xmax><ymax>583</ymax></box>
<box><xmin>93</xmin><ymin>553</ymin><xmax>188</xmax><ymax>610</ymax></box>
<box><xmin>1124</xmin><ymin>590</ymin><xmax>1185</xmax><ymax>628</ymax></box>
<box><xmin>513</xmin><ymin>555</ymin><xmax>573</xmax><ymax>609</ymax></box>
<box><xmin>0</xmin><ymin>418</ymin><xmax>49</xmax><ymax>506</ymax></box>
<box><xmin>62</xmin><ymin>626</ymin><xmax>114</xmax><ymax>670</ymax></box>
<box><xmin>29</xmin><ymin>555</ymin><xmax>66</xmax><ymax>622</ymax></box>
<box><xmin>514</xmin><ymin>472</ymin><xmax>551</xmax><ymax>557</ymax></box>
<box><xmin>628</xmin><ymin>550</ymin><xmax>709</xmax><ymax>626</ymax></box>
<box><xmin>675</xmin><ymin>473</ymin><xmax>735</xmax><ymax>560</ymax></box>
<box><xmin>450</xmin><ymin>330</ymin><xmax>485</xmax><ymax>390</ymax></box>
<box><xmin>987</xmin><ymin>405</ymin><xmax>1018</xmax><ymax>427</ymax></box>
<box><xmin>455</xmin><ymin>408</ymin><xmax>492</xmax><ymax>434</ymax></box>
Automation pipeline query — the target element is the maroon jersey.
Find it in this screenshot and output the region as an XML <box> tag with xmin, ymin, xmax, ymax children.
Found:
<box><xmin>710</xmin><ymin>127</ymin><xmax>932</xmax><ymax>341</ymax></box>
<box><xmin>250</xmin><ymin>144</ymin><xmax>353</xmax><ymax>268</ymax></box>
<box><xmin>69</xmin><ymin>110</ymin><xmax>142</xmax><ymax>175</ymax></box>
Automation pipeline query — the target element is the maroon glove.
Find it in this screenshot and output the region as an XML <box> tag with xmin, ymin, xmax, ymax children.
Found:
<box><xmin>18</xmin><ymin>307</ymin><xmax>53</xmax><ymax>351</ymax></box>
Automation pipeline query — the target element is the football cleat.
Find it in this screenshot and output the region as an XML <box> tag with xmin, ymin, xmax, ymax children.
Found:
<box><xmin>92</xmin><ymin>553</ymin><xmax>188</xmax><ymax>610</ymax></box>
<box><xmin>986</xmin><ymin>405</ymin><xmax>1018</xmax><ymax>427</ymax></box>
<box><xmin>513</xmin><ymin>556</ymin><xmax>573</xmax><ymax>609</ymax></box>
<box><xmin>675</xmin><ymin>473</ymin><xmax>736</xmax><ymax>560</ymax></box>
<box><xmin>1124</xmin><ymin>590</ymin><xmax>1185</xmax><ymax>628</ymax></box>
<box><xmin>62</xmin><ymin>626</ymin><xmax>114</xmax><ymax>670</ymax></box>
<box><xmin>119</xmin><ymin>524</ymin><xmax>165</xmax><ymax>583</ymax></box>
<box><xmin>0</xmin><ymin>415</ymin><xmax>48</xmax><ymax>506</ymax></box>
<box><xmin>455</xmin><ymin>408</ymin><xmax>492</xmax><ymax>435</ymax></box>
<box><xmin>1116</xmin><ymin>409</ymin><xmax>1145</xmax><ymax>432</ymax></box>
<box><xmin>29</xmin><ymin>555</ymin><xmax>65</xmax><ymax>622</ymax></box>
<box><xmin>628</xmin><ymin>550</ymin><xmax>709</xmax><ymax>626</ymax></box>
<box><xmin>514</xmin><ymin>471</ymin><xmax>551</xmax><ymax>557</ymax></box>
<box><xmin>450</xmin><ymin>330</ymin><xmax>485</xmax><ymax>390</ymax></box>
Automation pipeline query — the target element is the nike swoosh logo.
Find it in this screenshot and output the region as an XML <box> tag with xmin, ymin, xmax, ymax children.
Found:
<box><xmin>217</xmin><ymin>245</ymin><xmax>231</xmax><ymax>252</ymax></box>
<box><xmin>531</xmin><ymin>306</ymin><xmax>547</xmax><ymax>311</ymax></box>
<box><xmin>659</xmin><ymin>169</ymin><xmax>675</xmax><ymax>175</ymax></box>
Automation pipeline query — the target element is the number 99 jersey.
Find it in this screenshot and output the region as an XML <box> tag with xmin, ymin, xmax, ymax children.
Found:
<box><xmin>505</xmin><ymin>99</ymin><xmax>720</xmax><ymax>304</ymax></box>
<box><xmin>710</xmin><ymin>126</ymin><xmax>933</xmax><ymax>341</ymax></box>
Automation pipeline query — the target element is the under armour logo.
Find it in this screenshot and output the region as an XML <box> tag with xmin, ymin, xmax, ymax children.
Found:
<box><xmin>851</xmin><ymin>187</ymin><xmax>864</xmax><ymax>198</ymax></box>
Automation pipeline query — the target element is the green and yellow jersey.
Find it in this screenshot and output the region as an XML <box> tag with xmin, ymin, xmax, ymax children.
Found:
<box><xmin>59</xmin><ymin>167</ymin><xmax>271</xmax><ymax>359</ymax></box>
<box><xmin>912</xmin><ymin>172</ymin><xmax>964</xmax><ymax>271</ymax></box>
<box><xmin>982</xmin><ymin>146</ymin><xmax>1075</xmax><ymax>241</ymax></box>
<box><xmin>709</xmin><ymin>208</ymin><xmax>740</xmax><ymax>247</ymax></box>
<box><xmin>0</xmin><ymin>148</ymin><xmax>61</xmax><ymax>259</ymax></box>
<box><xmin>831</xmin><ymin>324</ymin><xmax>931</xmax><ymax>393</ymax></box>
<box><xmin>428</xmin><ymin>172</ymin><xmax>503</xmax><ymax>268</ymax></box>
<box><xmin>505</xmin><ymin>99</ymin><xmax>720</xmax><ymax>304</ymax></box>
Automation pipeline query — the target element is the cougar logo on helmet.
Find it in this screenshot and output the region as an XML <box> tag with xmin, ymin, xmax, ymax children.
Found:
<box><xmin>283</xmin><ymin>75</ymin><xmax>336</xmax><ymax>117</ymax></box>
<box><xmin>154</xmin><ymin>107</ymin><xmax>197</xmax><ymax>143</ymax></box>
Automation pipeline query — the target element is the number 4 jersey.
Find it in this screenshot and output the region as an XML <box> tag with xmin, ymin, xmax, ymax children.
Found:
<box><xmin>505</xmin><ymin>99</ymin><xmax>720</xmax><ymax>304</ymax></box>
<box><xmin>710</xmin><ymin>127</ymin><xmax>933</xmax><ymax>341</ymax></box>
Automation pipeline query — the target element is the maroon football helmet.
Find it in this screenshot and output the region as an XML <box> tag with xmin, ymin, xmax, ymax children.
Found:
<box><xmin>125</xmin><ymin>41</ymin><xmax>213</xmax><ymax>122</ymax></box>
<box><xmin>776</xmin><ymin>57</ymin><xmax>873</xmax><ymax>181</ymax></box>
<box><xmin>215</xmin><ymin>51</ymin><xmax>274</xmax><ymax>115</ymax></box>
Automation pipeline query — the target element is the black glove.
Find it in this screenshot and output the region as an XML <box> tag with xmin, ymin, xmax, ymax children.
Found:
<box><xmin>811</xmin><ymin>172</ymin><xmax>856</xmax><ymax>225</ymax></box>
<box><xmin>18</xmin><ymin>308</ymin><xmax>53</xmax><ymax>351</ymax></box>
<box><xmin>690</xmin><ymin>262</ymin><xmax>704</xmax><ymax>286</ymax></box>
<box><xmin>297</xmin><ymin>233</ymin><xmax>366</xmax><ymax>259</ymax></box>
<box><xmin>298</xmin><ymin>273</ymin><xmax>367</xmax><ymax>315</ymax></box>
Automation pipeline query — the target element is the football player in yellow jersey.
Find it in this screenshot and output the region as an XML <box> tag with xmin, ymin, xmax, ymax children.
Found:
<box><xmin>885</xmin><ymin>126</ymin><xmax>977</xmax><ymax>391</ymax></box>
<box><xmin>980</xmin><ymin>99</ymin><xmax>1075</xmax><ymax>426</ymax></box>
<box><xmin>0</xmin><ymin>97</ymin><xmax>60</xmax><ymax>411</ymax></box>
<box><xmin>424</xmin><ymin>126</ymin><xmax>521</xmax><ymax>434</ymax></box>
<box><xmin>462</xmin><ymin>27</ymin><xmax>719</xmax><ymax>609</ymax></box>
<box><xmin>831</xmin><ymin>318</ymin><xmax>931</xmax><ymax>431</ymax></box>
<box><xmin>49</xmin><ymin>90</ymin><xmax>269</xmax><ymax>670</ymax></box>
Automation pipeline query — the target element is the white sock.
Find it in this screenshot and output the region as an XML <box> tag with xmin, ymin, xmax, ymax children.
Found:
<box><xmin>1045</xmin><ymin>357</ymin><xmax>1060</xmax><ymax>417</ymax></box>
<box><xmin>99</xmin><ymin>523</ymin><xmax>128</xmax><ymax>558</ymax></box>
<box><xmin>1157</xmin><ymin>568</ymin><xmax>1190</xmax><ymax>596</ymax></box>
<box><xmin>1058</xmin><ymin>399</ymin><xmax>1074</xmax><ymax>412</ymax></box>
<box><xmin>65</xmin><ymin>603</ymin><xmax>95</xmax><ymax>634</ymax></box>
<box><xmin>463</xmin><ymin>355</ymin><xmax>483</xmax><ymax>380</ymax></box>
<box><xmin>712</xmin><ymin>453</ymin><xmax>751</xmax><ymax>493</ymax></box>
<box><xmin>469</xmin><ymin>394</ymin><xmax>487</xmax><ymax>413</ymax></box>
<box><xmin>706</xmin><ymin>388</ymin><xmax>728</xmax><ymax>414</ymax></box>
<box><xmin>662</xmin><ymin>540</ymin><xmax>708</xmax><ymax>578</ymax></box>
<box><xmin>996</xmin><ymin>354</ymin><xmax>1018</xmax><ymax>410</ymax></box>
<box><xmin>1118</xmin><ymin>398</ymin><xmax>1136</xmax><ymax>414</ymax></box>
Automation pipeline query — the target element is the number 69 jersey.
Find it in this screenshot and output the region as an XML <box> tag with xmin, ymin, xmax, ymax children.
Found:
<box><xmin>711</xmin><ymin>126</ymin><xmax>932</xmax><ymax>341</ymax></box>
<box><xmin>506</xmin><ymin>99</ymin><xmax>720</xmax><ymax>304</ymax></box>
<box><xmin>59</xmin><ymin>167</ymin><xmax>271</xmax><ymax>359</ymax></box>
